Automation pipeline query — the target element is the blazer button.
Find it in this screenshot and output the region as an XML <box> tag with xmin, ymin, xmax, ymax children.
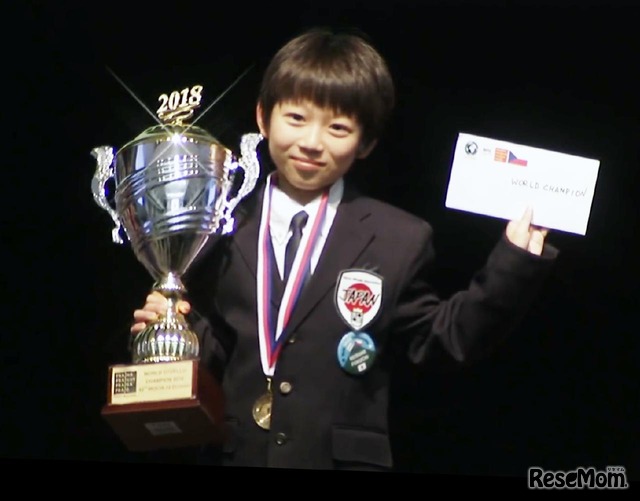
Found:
<box><xmin>275</xmin><ymin>432</ymin><xmax>288</xmax><ymax>445</ymax></box>
<box><xmin>279</xmin><ymin>381</ymin><xmax>293</xmax><ymax>395</ymax></box>
<box><xmin>287</xmin><ymin>337</ymin><xmax>296</xmax><ymax>344</ymax></box>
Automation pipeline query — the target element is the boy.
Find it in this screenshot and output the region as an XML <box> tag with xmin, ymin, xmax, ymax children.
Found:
<box><xmin>131</xmin><ymin>27</ymin><xmax>557</xmax><ymax>470</ymax></box>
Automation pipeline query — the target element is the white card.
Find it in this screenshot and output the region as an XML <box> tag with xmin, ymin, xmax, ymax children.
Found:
<box><xmin>445</xmin><ymin>132</ymin><xmax>600</xmax><ymax>235</ymax></box>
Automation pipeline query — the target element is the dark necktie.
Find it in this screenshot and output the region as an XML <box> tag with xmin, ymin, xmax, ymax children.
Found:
<box><xmin>283</xmin><ymin>210</ymin><xmax>309</xmax><ymax>282</ymax></box>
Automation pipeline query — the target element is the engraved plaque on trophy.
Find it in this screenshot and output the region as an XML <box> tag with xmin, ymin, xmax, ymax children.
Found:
<box><xmin>91</xmin><ymin>84</ymin><xmax>261</xmax><ymax>451</ymax></box>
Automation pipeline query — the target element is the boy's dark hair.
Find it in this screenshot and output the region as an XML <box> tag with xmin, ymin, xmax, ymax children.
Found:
<box><xmin>257</xmin><ymin>27</ymin><xmax>395</xmax><ymax>148</ymax></box>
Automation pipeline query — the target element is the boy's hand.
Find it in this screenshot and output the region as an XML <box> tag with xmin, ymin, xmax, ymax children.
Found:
<box><xmin>506</xmin><ymin>206</ymin><xmax>549</xmax><ymax>256</ymax></box>
<box><xmin>130</xmin><ymin>291</ymin><xmax>192</xmax><ymax>336</ymax></box>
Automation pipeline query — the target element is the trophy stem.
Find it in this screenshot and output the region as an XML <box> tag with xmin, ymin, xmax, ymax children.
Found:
<box><xmin>131</xmin><ymin>272</ymin><xmax>200</xmax><ymax>364</ymax></box>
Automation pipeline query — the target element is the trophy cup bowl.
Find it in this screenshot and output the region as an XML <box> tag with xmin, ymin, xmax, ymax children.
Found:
<box><xmin>91</xmin><ymin>115</ymin><xmax>261</xmax><ymax>451</ymax></box>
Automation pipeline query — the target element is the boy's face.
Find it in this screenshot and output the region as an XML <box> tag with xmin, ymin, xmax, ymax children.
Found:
<box><xmin>257</xmin><ymin>99</ymin><xmax>376</xmax><ymax>204</ymax></box>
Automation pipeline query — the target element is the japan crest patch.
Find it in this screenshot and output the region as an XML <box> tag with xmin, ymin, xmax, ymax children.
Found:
<box><xmin>334</xmin><ymin>269</ymin><xmax>383</xmax><ymax>331</ymax></box>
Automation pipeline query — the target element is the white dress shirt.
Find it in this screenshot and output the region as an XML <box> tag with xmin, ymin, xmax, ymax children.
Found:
<box><xmin>268</xmin><ymin>176</ymin><xmax>344</xmax><ymax>280</ymax></box>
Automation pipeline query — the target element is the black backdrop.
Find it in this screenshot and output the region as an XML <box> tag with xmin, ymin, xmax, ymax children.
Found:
<box><xmin>4</xmin><ymin>0</ymin><xmax>639</xmax><ymax>485</ymax></box>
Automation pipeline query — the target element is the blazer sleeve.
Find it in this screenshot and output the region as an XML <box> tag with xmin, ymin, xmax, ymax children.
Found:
<box><xmin>182</xmin><ymin>235</ymin><xmax>239</xmax><ymax>382</ymax></box>
<box><xmin>391</xmin><ymin>221</ymin><xmax>559</xmax><ymax>365</ymax></box>
<box><xmin>185</xmin><ymin>307</ymin><xmax>234</xmax><ymax>383</ymax></box>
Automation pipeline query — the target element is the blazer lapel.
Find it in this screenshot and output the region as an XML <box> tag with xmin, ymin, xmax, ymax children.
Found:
<box><xmin>232</xmin><ymin>182</ymin><xmax>287</xmax><ymax>308</ymax></box>
<box><xmin>232</xmin><ymin>181</ymin><xmax>375</xmax><ymax>321</ymax></box>
<box><xmin>283</xmin><ymin>188</ymin><xmax>374</xmax><ymax>338</ymax></box>
<box><xmin>231</xmin><ymin>183</ymin><xmax>263</xmax><ymax>281</ymax></box>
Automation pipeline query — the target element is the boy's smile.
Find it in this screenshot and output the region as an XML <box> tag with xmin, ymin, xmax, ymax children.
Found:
<box><xmin>257</xmin><ymin>99</ymin><xmax>375</xmax><ymax>204</ymax></box>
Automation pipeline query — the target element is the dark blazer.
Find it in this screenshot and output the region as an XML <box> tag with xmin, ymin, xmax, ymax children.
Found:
<box><xmin>185</xmin><ymin>179</ymin><xmax>558</xmax><ymax>470</ymax></box>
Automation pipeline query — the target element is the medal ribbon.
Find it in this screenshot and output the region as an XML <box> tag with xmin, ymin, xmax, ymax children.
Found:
<box><xmin>256</xmin><ymin>174</ymin><xmax>329</xmax><ymax>377</ymax></box>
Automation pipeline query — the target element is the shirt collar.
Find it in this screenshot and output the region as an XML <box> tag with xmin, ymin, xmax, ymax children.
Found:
<box><xmin>268</xmin><ymin>175</ymin><xmax>344</xmax><ymax>245</ymax></box>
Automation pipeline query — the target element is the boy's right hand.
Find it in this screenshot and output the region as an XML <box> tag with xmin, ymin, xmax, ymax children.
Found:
<box><xmin>130</xmin><ymin>291</ymin><xmax>192</xmax><ymax>336</ymax></box>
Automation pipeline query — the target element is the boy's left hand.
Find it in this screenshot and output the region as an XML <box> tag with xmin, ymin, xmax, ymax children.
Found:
<box><xmin>506</xmin><ymin>206</ymin><xmax>549</xmax><ymax>256</ymax></box>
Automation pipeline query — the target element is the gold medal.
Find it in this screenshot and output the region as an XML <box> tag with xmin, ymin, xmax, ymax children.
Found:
<box><xmin>252</xmin><ymin>377</ymin><xmax>273</xmax><ymax>430</ymax></box>
<box><xmin>252</xmin><ymin>392</ymin><xmax>273</xmax><ymax>430</ymax></box>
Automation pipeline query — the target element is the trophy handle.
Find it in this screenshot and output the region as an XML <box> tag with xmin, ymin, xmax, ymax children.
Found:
<box><xmin>91</xmin><ymin>146</ymin><xmax>124</xmax><ymax>244</ymax></box>
<box><xmin>219</xmin><ymin>133</ymin><xmax>263</xmax><ymax>235</ymax></box>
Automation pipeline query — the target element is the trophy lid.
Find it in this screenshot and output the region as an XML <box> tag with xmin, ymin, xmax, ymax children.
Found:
<box><xmin>119</xmin><ymin>123</ymin><xmax>229</xmax><ymax>152</ymax></box>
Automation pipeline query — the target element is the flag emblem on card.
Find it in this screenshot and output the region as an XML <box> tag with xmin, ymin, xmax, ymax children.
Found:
<box><xmin>507</xmin><ymin>151</ymin><xmax>528</xmax><ymax>166</ymax></box>
<box><xmin>494</xmin><ymin>148</ymin><xmax>527</xmax><ymax>166</ymax></box>
<box><xmin>494</xmin><ymin>148</ymin><xmax>508</xmax><ymax>162</ymax></box>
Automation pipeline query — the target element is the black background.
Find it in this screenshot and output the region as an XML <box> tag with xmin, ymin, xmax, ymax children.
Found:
<box><xmin>4</xmin><ymin>0</ymin><xmax>639</xmax><ymax>485</ymax></box>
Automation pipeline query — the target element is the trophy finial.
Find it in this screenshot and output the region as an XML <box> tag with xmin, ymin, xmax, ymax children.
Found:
<box><xmin>156</xmin><ymin>84</ymin><xmax>204</xmax><ymax>125</ymax></box>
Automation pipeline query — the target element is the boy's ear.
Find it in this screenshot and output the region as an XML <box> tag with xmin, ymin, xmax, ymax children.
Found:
<box><xmin>357</xmin><ymin>139</ymin><xmax>378</xmax><ymax>159</ymax></box>
<box><xmin>256</xmin><ymin>102</ymin><xmax>268</xmax><ymax>137</ymax></box>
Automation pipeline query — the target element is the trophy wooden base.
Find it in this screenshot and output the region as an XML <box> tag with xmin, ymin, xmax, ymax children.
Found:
<box><xmin>101</xmin><ymin>359</ymin><xmax>225</xmax><ymax>452</ymax></box>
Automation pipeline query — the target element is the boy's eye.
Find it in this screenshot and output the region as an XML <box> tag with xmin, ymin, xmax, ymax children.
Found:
<box><xmin>330</xmin><ymin>123</ymin><xmax>352</xmax><ymax>133</ymax></box>
<box><xmin>286</xmin><ymin>113</ymin><xmax>304</xmax><ymax>121</ymax></box>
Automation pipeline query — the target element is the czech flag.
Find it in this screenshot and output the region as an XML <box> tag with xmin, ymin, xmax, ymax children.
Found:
<box><xmin>508</xmin><ymin>151</ymin><xmax>528</xmax><ymax>166</ymax></box>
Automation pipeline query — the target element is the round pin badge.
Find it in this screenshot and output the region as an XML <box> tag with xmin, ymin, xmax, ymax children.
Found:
<box><xmin>336</xmin><ymin>331</ymin><xmax>377</xmax><ymax>375</ymax></box>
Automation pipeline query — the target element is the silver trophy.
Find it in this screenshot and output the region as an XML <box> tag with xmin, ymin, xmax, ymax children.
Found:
<box><xmin>91</xmin><ymin>84</ymin><xmax>261</xmax><ymax>451</ymax></box>
<box><xmin>92</xmin><ymin>85</ymin><xmax>260</xmax><ymax>364</ymax></box>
